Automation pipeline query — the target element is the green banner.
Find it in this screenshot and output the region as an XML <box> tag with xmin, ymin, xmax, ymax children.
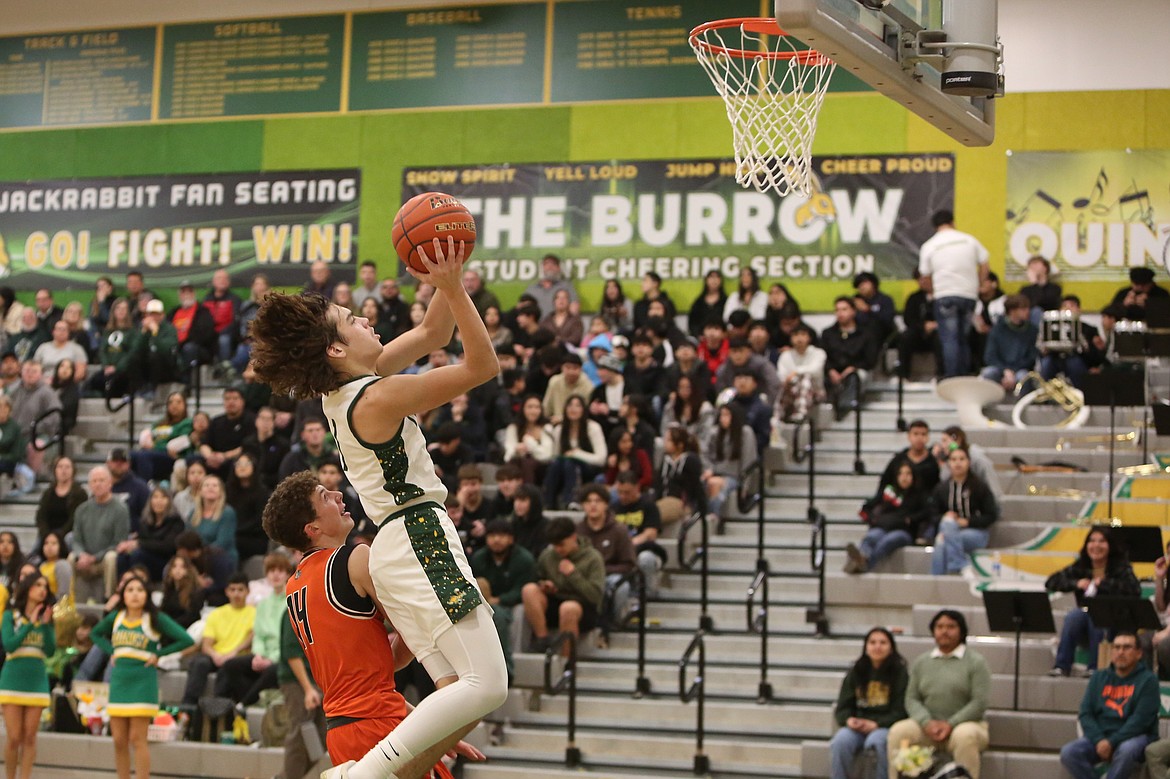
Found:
<box><xmin>1006</xmin><ymin>150</ymin><xmax>1170</xmax><ymax>284</ymax></box>
<box><xmin>402</xmin><ymin>153</ymin><xmax>953</xmax><ymax>305</ymax></box>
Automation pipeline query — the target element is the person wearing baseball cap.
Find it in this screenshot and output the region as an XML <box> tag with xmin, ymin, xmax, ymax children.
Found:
<box><xmin>169</xmin><ymin>280</ymin><xmax>217</xmax><ymax>383</ymax></box>
<box><xmin>141</xmin><ymin>296</ymin><xmax>181</xmax><ymax>393</ymax></box>
<box><xmin>588</xmin><ymin>353</ymin><xmax>626</xmax><ymax>436</ymax></box>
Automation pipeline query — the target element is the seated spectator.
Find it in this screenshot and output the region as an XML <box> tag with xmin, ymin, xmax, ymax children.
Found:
<box><xmin>331</xmin><ymin>282</ymin><xmax>354</xmax><ymax>313</ymax></box>
<box><xmin>227</xmin><ymin>454</ymin><xmax>272</xmax><ymax>563</ymax></box>
<box><xmin>611</xmin><ymin>394</ymin><xmax>657</xmax><ymax>462</ymax></box>
<box><xmin>1039</xmin><ymin>295</ymin><xmax>1103</xmax><ymax>390</ymax></box>
<box><xmin>241</xmin><ymin>406</ymin><xmax>290</xmax><ymax>491</ymax></box>
<box><xmin>1061</xmin><ymin>631</ymin><xmax>1158</xmax><ymax>779</ymax></box>
<box><xmin>87</xmin><ymin>277</ymin><xmax>116</xmax><ymax>348</ymax></box>
<box><xmin>821</xmin><ymin>296</ymin><xmax>878</xmax><ymax>420</ymax></box>
<box><xmin>932</xmin><ymin>426</ymin><xmax>1002</xmax><ymax>499</ymax></box>
<box><xmin>698</xmin><ymin>320</ymin><xmax>729</xmax><ymax>381</ymax></box>
<box><xmin>929</xmin><ymin>447</ymin><xmax>999</xmax><ymax>575</ymax></box>
<box><xmin>661</xmin><ymin>373</ymin><xmax>714</xmax><ymax>449</ymax></box>
<box><xmin>360</xmin><ymin>297</ymin><xmax>394</xmax><ymax>345</ymax></box>
<box><xmin>1020</xmin><ymin>255</ymin><xmax>1062</xmax><ymax>319</ymax></box>
<box><xmin>122</xmin><ymin>271</ymin><xmax>153</xmax><ymax>324</ymax></box>
<box><xmin>428</xmin><ymin>422</ymin><xmax>474</xmax><ymax>494</ymax></box>
<box><xmin>511</xmin><ymin>302</ymin><xmax>552</xmax><ymax>366</ymax></box>
<box><xmin>428</xmin><ymin>393</ymin><xmax>488</xmax><ymax>461</ymax></box>
<box><xmin>724</xmin><ymin>266</ymin><xmax>768</xmax><ymax>322</ymax></box>
<box><xmin>688</xmin><ymin>270</ymin><xmax>727</xmax><ymax>338</ymax></box>
<box><xmin>576</xmin><ymin>482</ymin><xmax>636</xmax><ymax>602</ymax></box>
<box><xmin>612</xmin><ymin>472</ymin><xmax>666</xmax><ymax>601</ymax></box>
<box><xmin>116</xmin><ymin>486</ymin><xmax>184</xmax><ymax>583</ymax></box>
<box><xmin>36</xmin><ymin>455</ymin><xmax>87</xmax><ymax>542</ymax></box>
<box><xmin>887</xmin><ymin>610</ymin><xmax>990</xmax><ymax>779</ymax></box>
<box><xmin>656</xmin><ymin>426</ymin><xmax>707</xmax><ymax>527</ymax></box>
<box><xmin>131</xmin><ymin>392</ymin><xmax>193</xmax><ymax>482</ymax></box>
<box><xmin>0</xmin><ymin>352</ymin><xmax>20</xmax><ymax>393</ymax></box>
<box><xmin>107</xmin><ymin>448</ymin><xmax>150</xmax><ymax>531</ymax></box>
<box><xmin>35</xmin><ymin>530</ymin><xmax>72</xmax><ymax>601</ymax></box>
<box><xmin>169</xmin><ymin>280</ymin><xmax>217</xmax><ymax>381</ymax></box>
<box><xmin>483</xmin><ymin>304</ymin><xmax>513</xmax><ymax>353</ymax></box>
<box><xmin>747</xmin><ymin>320</ymin><xmax>778</xmax><ymax>367</ymax></box>
<box><xmin>8</xmin><ymin>307</ymin><xmax>46</xmax><ymax>363</ymax></box>
<box><xmin>173</xmin><ymin>530</ymin><xmax>223</xmax><ymax>606</ymax></box>
<box><xmin>160</xmin><ymin>554</ymin><xmax>206</xmax><ymax>629</ymax></box>
<box><xmin>726</xmin><ymin>369</ymin><xmax>771</xmax><ymax>457</ymax></box>
<box><xmin>219</xmin><ymin>556</ymin><xmax>290</xmax><ymax>715</ymax></box>
<box><xmin>763</xmin><ymin>283</ymin><xmax>801</xmax><ymax>347</ymax></box>
<box><xmin>543</xmin><ymin>352</ymin><xmax>592</xmax><ymax>425</ymax></box>
<box><xmin>664</xmin><ymin>337</ymin><xmax>713</xmax><ymax>402</ymax></box>
<box><xmin>776</xmin><ymin>324</ymin><xmax>827</xmax><ymax>423</ymax></box>
<box><xmin>0</xmin><ymin>531</ymin><xmax>24</xmax><ymax>596</ymax></box>
<box><xmin>350</xmin><ymin>261</ymin><xmax>381</xmax><ymax>310</ymax></box>
<box><xmin>510</xmin><ymin>484</ymin><xmax>549</xmax><ymax>560</ymax></box>
<box><xmin>70</xmin><ymin>465</ymin><xmax>131</xmax><ymax>604</ymax></box>
<box><xmin>58</xmin><ymin>300</ymin><xmax>91</xmax><ymax>355</ymax></box>
<box><xmin>716</xmin><ymin>336</ymin><xmax>781</xmax><ymax>409</ymax></box>
<box><xmin>645</xmin><ymin>310</ymin><xmax>685</xmax><ymax>367</ymax></box>
<box><xmin>471</xmin><ymin>519</ymin><xmax>536</xmax><ymax>684</ymax></box>
<box><xmin>190</xmin><ymin>474</ymin><xmax>239</xmax><ymax>588</ymax></box>
<box><xmin>1151</xmin><ymin>545</ymin><xmax>1170</xmax><ymax>681</ymax></box>
<box><xmin>544</xmin><ymin>396</ymin><xmax>607</xmax><ymax>510</ymax></box>
<box><xmin>540</xmin><ymin>288</ymin><xmax>584</xmax><ymax>348</ymax></box>
<box><xmin>30</xmin><ymin>288</ymin><xmax>62</xmax><ymax>336</ymax></box>
<box><xmin>633</xmin><ymin>271</ymin><xmax>675</xmax><ymax>331</ymax></box>
<box><xmin>488</xmin><ymin>463</ymin><xmax>524</xmax><ymax>520</ymax></box>
<box><xmin>503</xmin><ymin>395</ymin><xmax>554</xmax><ymax>485</ymax></box>
<box><xmin>623</xmin><ymin>333</ymin><xmax>665</xmax><ymax>412</ymax></box>
<box><xmin>604</xmin><ymin>429</ymin><xmax>653</xmax><ymax>492</ymax></box>
<box><xmin>455</xmin><ymin>464</ymin><xmax>491</xmax><ymax>558</ymax></box>
<box><xmin>230</xmin><ymin>274</ymin><xmax>270</xmax><ymax>374</ymax></box>
<box><xmin>181</xmin><ymin>574</ymin><xmax>256</xmax><ymax>710</ymax></box>
<box><xmin>830</xmin><ymin>628</ymin><xmax>909</xmax><ymax>779</ymax></box>
<box><xmin>845</xmin><ymin>461</ymin><xmax>929</xmax><ymax>574</ymax></box>
<box><xmin>137</xmin><ymin>298</ymin><xmax>181</xmax><ymax>394</ymax></box>
<box><xmin>0</xmin><ymin>395</ymin><xmax>34</xmax><ymax>493</ymax></box>
<box><xmin>276</xmin><ymin>418</ymin><xmax>335</xmax><ymax>482</ymax></box>
<box><xmin>702</xmin><ymin>404</ymin><xmax>758</xmax><ymax>522</ymax></box>
<box><xmin>1046</xmin><ymin>526</ymin><xmax>1140</xmax><ymax>677</ymax></box>
<box><xmin>200</xmin><ymin>386</ymin><xmax>256</xmax><ymax>479</ymax></box>
<box><xmin>173</xmin><ymin>458</ymin><xmax>206</xmax><ymax>522</ymax></box>
<box><xmin>521</xmin><ymin>516</ymin><xmax>606</xmax><ymax>654</ymax></box>
<box><xmin>9</xmin><ymin>359</ymin><xmax>61</xmax><ymax>477</ymax></box>
<box><xmin>377</xmin><ymin>277</ymin><xmax>411</xmax><ymax>341</ymax></box>
<box><xmin>187</xmin><ymin>412</ymin><xmax>212</xmax><ymax>464</ymax></box>
<box><xmin>50</xmin><ymin>358</ymin><xmax>80</xmax><ymax>434</ymax></box>
<box><xmin>303</xmin><ymin>260</ymin><xmax>335</xmax><ymax>299</ymax></box>
<box><xmin>899</xmin><ymin>270</ymin><xmax>939</xmax><ymax>379</ymax></box>
<box><xmin>33</xmin><ymin>320</ymin><xmax>88</xmax><ymax>377</ymax></box>
<box><xmin>876</xmin><ymin>420</ymin><xmax>941</xmax><ymax>497</ymax></box>
<box><xmin>979</xmin><ymin>293</ymin><xmax>1038</xmax><ymax>392</ymax></box>
<box><xmin>88</xmin><ymin>297</ymin><xmax>139</xmax><ymax>397</ymax></box>
<box><xmin>853</xmin><ymin>272</ymin><xmax>898</xmax><ymax>346</ymax></box>
<box><xmin>600</xmin><ymin>278</ymin><xmax>634</xmax><ymax>333</ymax></box>
<box><xmin>588</xmin><ymin>354</ymin><xmax>626</xmax><ymax>438</ymax></box>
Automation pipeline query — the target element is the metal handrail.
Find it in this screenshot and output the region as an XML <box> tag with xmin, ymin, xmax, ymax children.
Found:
<box><xmin>542</xmin><ymin>631</ymin><xmax>581</xmax><ymax>767</ymax></box>
<box><xmin>678</xmin><ymin>629</ymin><xmax>710</xmax><ymax>775</ymax></box>
<box><xmin>104</xmin><ymin>378</ymin><xmax>137</xmax><ymax>452</ymax></box>
<box><xmin>601</xmin><ymin>567</ymin><xmax>651</xmax><ymax>697</ymax></box>
<box><xmin>745</xmin><ymin>566</ymin><xmax>773</xmax><ymax>703</ymax></box>
<box><xmin>677</xmin><ymin>510</ymin><xmax>712</xmax><ymax>631</ymax></box>
<box><xmin>805</xmin><ymin>413</ymin><xmax>830</xmax><ymax>637</ymax></box>
<box><xmin>188</xmin><ymin>359</ymin><xmax>203</xmax><ymax>414</ymax></box>
<box><xmin>852</xmin><ymin>381</ymin><xmax>866</xmax><ymax>475</ymax></box>
<box><xmin>30</xmin><ymin>407</ymin><xmax>66</xmax><ymax>460</ymax></box>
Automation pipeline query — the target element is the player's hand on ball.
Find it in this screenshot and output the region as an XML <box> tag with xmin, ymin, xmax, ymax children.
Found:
<box><xmin>407</xmin><ymin>237</ymin><xmax>465</xmax><ymax>291</ymax></box>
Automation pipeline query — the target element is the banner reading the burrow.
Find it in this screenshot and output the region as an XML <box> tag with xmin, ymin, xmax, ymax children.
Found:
<box><xmin>400</xmin><ymin>154</ymin><xmax>953</xmax><ymax>307</ymax></box>
<box><xmin>0</xmin><ymin>169</ymin><xmax>360</xmax><ymax>290</ymax></box>
<box><xmin>1005</xmin><ymin>150</ymin><xmax>1170</xmax><ymax>286</ymax></box>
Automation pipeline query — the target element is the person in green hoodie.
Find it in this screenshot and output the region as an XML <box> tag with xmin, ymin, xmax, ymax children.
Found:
<box><xmin>521</xmin><ymin>516</ymin><xmax>605</xmax><ymax>655</ymax></box>
<box><xmin>1061</xmin><ymin>631</ymin><xmax>1158</xmax><ymax>779</ymax></box>
<box><xmin>830</xmin><ymin>627</ymin><xmax>908</xmax><ymax>779</ymax></box>
<box><xmin>470</xmin><ymin>519</ymin><xmax>536</xmax><ymax>684</ymax></box>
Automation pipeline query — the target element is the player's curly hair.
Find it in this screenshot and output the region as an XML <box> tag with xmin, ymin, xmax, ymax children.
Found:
<box><xmin>250</xmin><ymin>292</ymin><xmax>345</xmax><ymax>399</ymax></box>
<box><xmin>263</xmin><ymin>471</ymin><xmax>318</xmax><ymax>551</ymax></box>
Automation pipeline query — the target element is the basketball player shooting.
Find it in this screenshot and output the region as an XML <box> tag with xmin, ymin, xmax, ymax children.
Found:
<box><xmin>250</xmin><ymin>236</ymin><xmax>506</xmax><ymax>779</ymax></box>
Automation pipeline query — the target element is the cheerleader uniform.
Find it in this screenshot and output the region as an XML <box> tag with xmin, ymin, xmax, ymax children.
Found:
<box><xmin>0</xmin><ymin>609</ymin><xmax>55</xmax><ymax>707</ymax></box>
<box><xmin>92</xmin><ymin>611</ymin><xmax>193</xmax><ymax>717</ymax></box>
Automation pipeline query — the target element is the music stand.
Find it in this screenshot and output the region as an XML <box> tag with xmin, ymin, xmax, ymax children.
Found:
<box><xmin>1082</xmin><ymin>370</ymin><xmax>1146</xmax><ymax>518</ymax></box>
<box><xmin>1109</xmin><ymin>526</ymin><xmax>1165</xmax><ymax>564</ymax></box>
<box><xmin>982</xmin><ymin>590</ymin><xmax>1055</xmax><ymax>711</ymax></box>
<box><xmin>1085</xmin><ymin>596</ymin><xmax>1162</xmax><ymax>634</ymax></box>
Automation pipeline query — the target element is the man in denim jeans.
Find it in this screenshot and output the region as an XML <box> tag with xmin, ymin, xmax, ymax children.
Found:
<box><xmin>918</xmin><ymin>210</ymin><xmax>989</xmax><ymax>378</ymax></box>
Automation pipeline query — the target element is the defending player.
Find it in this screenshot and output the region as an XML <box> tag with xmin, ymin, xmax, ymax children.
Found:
<box><xmin>263</xmin><ymin>471</ymin><xmax>484</xmax><ymax>778</ymax></box>
<box><xmin>250</xmin><ymin>238</ymin><xmax>505</xmax><ymax>779</ymax></box>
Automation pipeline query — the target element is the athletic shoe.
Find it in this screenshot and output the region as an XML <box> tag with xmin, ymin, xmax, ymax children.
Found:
<box><xmin>1047</xmin><ymin>667</ymin><xmax>1069</xmax><ymax>677</ymax></box>
<box><xmin>844</xmin><ymin>543</ymin><xmax>867</xmax><ymax>574</ymax></box>
<box><xmin>320</xmin><ymin>761</ymin><xmax>355</xmax><ymax>779</ymax></box>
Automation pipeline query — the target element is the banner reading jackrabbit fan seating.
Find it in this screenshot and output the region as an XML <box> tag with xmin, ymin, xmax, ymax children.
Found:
<box><xmin>1005</xmin><ymin>150</ymin><xmax>1170</xmax><ymax>283</ymax></box>
<box><xmin>400</xmin><ymin>154</ymin><xmax>954</xmax><ymax>295</ymax></box>
<box><xmin>0</xmin><ymin>169</ymin><xmax>360</xmax><ymax>289</ymax></box>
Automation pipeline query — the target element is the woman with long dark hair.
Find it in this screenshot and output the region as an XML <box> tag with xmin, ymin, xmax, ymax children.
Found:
<box><xmin>118</xmin><ymin>488</ymin><xmax>185</xmax><ymax>583</ymax></box>
<box><xmin>928</xmin><ymin>446</ymin><xmax>999</xmax><ymax>574</ymax></box>
<box><xmin>829</xmin><ymin>627</ymin><xmax>908</xmax><ymax>779</ymax></box>
<box><xmin>1046</xmin><ymin>526</ymin><xmax>1140</xmax><ymax>676</ymax></box>
<box><xmin>0</xmin><ymin>572</ymin><xmax>55</xmax><ymax>779</ymax></box>
<box><xmin>656</xmin><ymin>426</ymin><xmax>707</xmax><ymax>526</ymax></box>
<box><xmin>661</xmin><ymin>374</ymin><xmax>714</xmax><ymax>446</ymax></box>
<box><xmin>89</xmin><ymin>297</ymin><xmax>140</xmax><ymax>396</ymax></box>
<box><xmin>0</xmin><ymin>533</ymin><xmax>24</xmax><ymax>592</ymax></box>
<box><xmin>35</xmin><ymin>456</ymin><xmax>87</xmax><ymax>542</ymax></box>
<box><xmin>159</xmin><ymin>556</ymin><xmax>204</xmax><ymax>629</ymax></box>
<box><xmin>34</xmin><ymin>531</ymin><xmax>71</xmax><ymax>602</ymax></box>
<box><xmin>131</xmin><ymin>392</ymin><xmax>193</xmax><ymax>482</ymax></box>
<box><xmin>510</xmin><ymin>484</ymin><xmax>548</xmax><ymax>560</ymax></box>
<box><xmin>503</xmin><ymin>395</ymin><xmax>554</xmax><ymax>485</ymax></box>
<box><xmin>687</xmin><ymin>270</ymin><xmax>727</xmax><ymax>337</ymax></box>
<box><xmin>702</xmin><ymin>404</ymin><xmax>758</xmax><ymax>521</ymax></box>
<box><xmin>50</xmin><ymin>358</ymin><xmax>81</xmax><ymax>433</ymax></box>
<box><xmin>226</xmin><ymin>453</ymin><xmax>271</xmax><ymax>561</ymax></box>
<box><xmin>603</xmin><ymin>429</ymin><xmax>653</xmax><ymax>490</ymax></box>
<box><xmin>599</xmin><ymin>279</ymin><xmax>633</xmax><ymax>333</ymax></box>
<box><xmin>93</xmin><ymin>574</ymin><xmax>193</xmax><ymax>779</ymax></box>
<box><xmin>543</xmin><ymin>395</ymin><xmax>607</xmax><ymax>510</ymax></box>
<box><xmin>723</xmin><ymin>266</ymin><xmax>768</xmax><ymax>321</ymax></box>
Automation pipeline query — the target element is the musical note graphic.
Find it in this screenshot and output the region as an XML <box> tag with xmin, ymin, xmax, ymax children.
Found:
<box><xmin>1007</xmin><ymin>189</ymin><xmax>1064</xmax><ymax>228</ymax></box>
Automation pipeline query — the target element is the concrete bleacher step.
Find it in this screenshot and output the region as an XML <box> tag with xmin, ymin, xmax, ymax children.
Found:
<box><xmin>800</xmin><ymin>742</ymin><xmax>1062</xmax><ymax>779</ymax></box>
<box><xmin>532</xmin><ymin>694</ymin><xmax>831</xmax><ymax>735</ymax></box>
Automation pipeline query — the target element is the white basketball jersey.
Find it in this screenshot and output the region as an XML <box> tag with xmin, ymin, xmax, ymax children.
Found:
<box><xmin>322</xmin><ymin>375</ymin><xmax>448</xmax><ymax>526</ymax></box>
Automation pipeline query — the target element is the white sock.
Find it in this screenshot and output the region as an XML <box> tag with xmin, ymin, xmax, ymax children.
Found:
<box><xmin>347</xmin><ymin>731</ymin><xmax>412</xmax><ymax>779</ymax></box>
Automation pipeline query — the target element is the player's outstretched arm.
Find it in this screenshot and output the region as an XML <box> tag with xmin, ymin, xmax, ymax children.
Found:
<box><xmin>374</xmin><ymin>290</ymin><xmax>455</xmax><ymax>378</ymax></box>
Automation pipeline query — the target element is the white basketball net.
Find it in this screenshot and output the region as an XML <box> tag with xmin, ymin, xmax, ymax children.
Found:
<box><xmin>690</xmin><ymin>20</ymin><xmax>837</xmax><ymax>197</ymax></box>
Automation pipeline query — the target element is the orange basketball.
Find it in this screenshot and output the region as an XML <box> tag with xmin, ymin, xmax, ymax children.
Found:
<box><xmin>391</xmin><ymin>192</ymin><xmax>477</xmax><ymax>272</ymax></box>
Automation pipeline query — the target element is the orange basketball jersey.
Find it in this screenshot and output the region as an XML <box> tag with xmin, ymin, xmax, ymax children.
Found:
<box><xmin>286</xmin><ymin>545</ymin><xmax>409</xmax><ymax>722</ymax></box>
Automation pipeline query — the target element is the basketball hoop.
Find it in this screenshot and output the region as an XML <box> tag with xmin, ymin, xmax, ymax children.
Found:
<box><xmin>689</xmin><ymin>18</ymin><xmax>836</xmax><ymax>197</ymax></box>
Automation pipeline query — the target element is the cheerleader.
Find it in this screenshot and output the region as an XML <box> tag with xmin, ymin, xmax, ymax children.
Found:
<box><xmin>92</xmin><ymin>575</ymin><xmax>193</xmax><ymax>779</ymax></box>
<box><xmin>1</xmin><ymin>572</ymin><xmax>55</xmax><ymax>779</ymax></box>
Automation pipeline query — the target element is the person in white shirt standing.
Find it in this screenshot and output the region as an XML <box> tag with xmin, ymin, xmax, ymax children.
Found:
<box><xmin>917</xmin><ymin>210</ymin><xmax>990</xmax><ymax>378</ymax></box>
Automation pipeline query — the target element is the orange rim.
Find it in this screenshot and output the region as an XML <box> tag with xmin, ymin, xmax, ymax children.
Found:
<box><xmin>689</xmin><ymin>17</ymin><xmax>833</xmax><ymax>66</ymax></box>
